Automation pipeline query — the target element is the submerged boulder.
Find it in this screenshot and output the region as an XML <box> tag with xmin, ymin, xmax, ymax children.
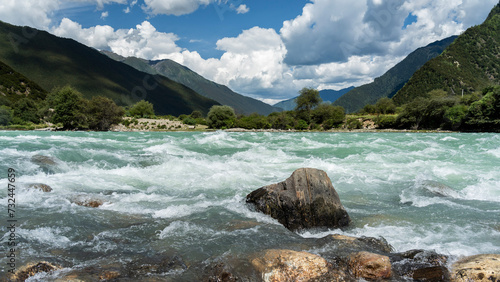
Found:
<box><xmin>71</xmin><ymin>195</ymin><xmax>106</xmax><ymax>208</ymax></box>
<box><xmin>246</xmin><ymin>168</ymin><xmax>350</xmax><ymax>231</ymax></box>
<box><xmin>31</xmin><ymin>154</ymin><xmax>60</xmax><ymax>174</ymax></box>
<box><xmin>26</xmin><ymin>183</ymin><xmax>53</xmax><ymax>192</ymax></box>
<box><xmin>451</xmin><ymin>254</ymin><xmax>500</xmax><ymax>282</ymax></box>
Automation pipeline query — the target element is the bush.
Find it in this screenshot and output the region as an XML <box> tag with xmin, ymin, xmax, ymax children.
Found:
<box><xmin>183</xmin><ymin>117</ymin><xmax>197</xmax><ymax>126</ymax></box>
<box><xmin>129</xmin><ymin>100</ymin><xmax>155</xmax><ymax>118</ymax></box>
<box><xmin>462</xmin><ymin>86</ymin><xmax>500</xmax><ymax>131</ymax></box>
<box><xmin>12</xmin><ymin>98</ymin><xmax>40</xmax><ymax>124</ymax></box>
<box><xmin>0</xmin><ymin>105</ymin><xmax>13</xmax><ymax>126</ymax></box>
<box><xmin>207</xmin><ymin>105</ymin><xmax>236</xmax><ymax>129</ymax></box>
<box><xmin>312</xmin><ymin>104</ymin><xmax>345</xmax><ymax>126</ymax></box>
<box><xmin>190</xmin><ymin>110</ymin><xmax>203</xmax><ymax>119</ymax></box>
<box><xmin>85</xmin><ymin>96</ymin><xmax>125</xmax><ymax>131</ymax></box>
<box><xmin>444</xmin><ymin>105</ymin><xmax>467</xmax><ymax>130</ymax></box>
<box><xmin>268</xmin><ymin>111</ymin><xmax>295</xmax><ymax>130</ymax></box>
<box><xmin>236</xmin><ymin>113</ymin><xmax>271</xmax><ymax>129</ymax></box>
<box><xmin>375</xmin><ymin>115</ymin><xmax>397</xmax><ymax>129</ymax></box>
<box><xmin>347</xmin><ymin>118</ymin><xmax>363</xmax><ymax>130</ymax></box>
<box><xmin>295</xmin><ymin>119</ymin><xmax>309</xmax><ymax>130</ymax></box>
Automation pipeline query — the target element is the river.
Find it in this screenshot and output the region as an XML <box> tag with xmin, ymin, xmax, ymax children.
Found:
<box><xmin>1</xmin><ymin>131</ymin><xmax>499</xmax><ymax>280</ymax></box>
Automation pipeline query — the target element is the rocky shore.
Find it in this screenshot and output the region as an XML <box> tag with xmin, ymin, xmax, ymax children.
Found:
<box><xmin>8</xmin><ymin>166</ymin><xmax>499</xmax><ymax>281</ymax></box>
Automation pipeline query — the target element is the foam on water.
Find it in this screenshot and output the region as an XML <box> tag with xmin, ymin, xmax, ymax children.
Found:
<box><xmin>1</xmin><ymin>131</ymin><xmax>499</xmax><ymax>279</ymax></box>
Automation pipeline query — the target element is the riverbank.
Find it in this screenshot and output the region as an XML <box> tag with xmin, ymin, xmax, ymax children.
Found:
<box><xmin>1</xmin><ymin>116</ymin><xmax>456</xmax><ymax>133</ymax></box>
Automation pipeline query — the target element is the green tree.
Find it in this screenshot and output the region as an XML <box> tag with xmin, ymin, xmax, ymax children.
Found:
<box><xmin>312</xmin><ymin>103</ymin><xmax>345</xmax><ymax>129</ymax></box>
<box><xmin>462</xmin><ymin>86</ymin><xmax>500</xmax><ymax>131</ymax></box>
<box><xmin>295</xmin><ymin>88</ymin><xmax>322</xmax><ymax>122</ymax></box>
<box><xmin>375</xmin><ymin>97</ymin><xmax>396</xmax><ymax>114</ymax></box>
<box><xmin>396</xmin><ymin>97</ymin><xmax>457</xmax><ymax>129</ymax></box>
<box><xmin>268</xmin><ymin>111</ymin><xmax>295</xmax><ymax>130</ymax></box>
<box><xmin>12</xmin><ymin>98</ymin><xmax>40</xmax><ymax>124</ymax></box>
<box><xmin>444</xmin><ymin>104</ymin><xmax>468</xmax><ymax>130</ymax></box>
<box><xmin>129</xmin><ymin>100</ymin><xmax>155</xmax><ymax>118</ymax></box>
<box><xmin>0</xmin><ymin>106</ymin><xmax>13</xmax><ymax>126</ymax></box>
<box><xmin>85</xmin><ymin>96</ymin><xmax>125</xmax><ymax>131</ymax></box>
<box><xmin>236</xmin><ymin>113</ymin><xmax>270</xmax><ymax>129</ymax></box>
<box><xmin>190</xmin><ymin>110</ymin><xmax>203</xmax><ymax>119</ymax></box>
<box><xmin>207</xmin><ymin>105</ymin><xmax>236</xmax><ymax>129</ymax></box>
<box><xmin>48</xmin><ymin>86</ymin><xmax>86</xmax><ymax>130</ymax></box>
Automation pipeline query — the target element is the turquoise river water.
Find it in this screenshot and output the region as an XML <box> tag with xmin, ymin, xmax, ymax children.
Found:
<box><xmin>0</xmin><ymin>131</ymin><xmax>499</xmax><ymax>280</ymax></box>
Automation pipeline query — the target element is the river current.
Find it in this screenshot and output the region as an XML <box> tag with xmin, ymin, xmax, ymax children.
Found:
<box><xmin>0</xmin><ymin>131</ymin><xmax>499</xmax><ymax>280</ymax></box>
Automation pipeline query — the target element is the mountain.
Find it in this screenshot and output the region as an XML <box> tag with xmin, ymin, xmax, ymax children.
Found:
<box><xmin>273</xmin><ymin>87</ymin><xmax>354</xmax><ymax>111</ymax></box>
<box><xmin>333</xmin><ymin>36</ymin><xmax>457</xmax><ymax>113</ymax></box>
<box><xmin>0</xmin><ymin>21</ymin><xmax>219</xmax><ymax>115</ymax></box>
<box><xmin>393</xmin><ymin>2</ymin><xmax>500</xmax><ymax>104</ymax></box>
<box><xmin>101</xmin><ymin>51</ymin><xmax>281</xmax><ymax>116</ymax></box>
<box><xmin>0</xmin><ymin>59</ymin><xmax>47</xmax><ymax>106</ymax></box>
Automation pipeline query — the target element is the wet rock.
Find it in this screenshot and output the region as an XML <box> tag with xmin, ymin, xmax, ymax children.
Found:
<box><xmin>251</xmin><ymin>249</ymin><xmax>346</xmax><ymax>281</ymax></box>
<box><xmin>325</xmin><ymin>234</ymin><xmax>394</xmax><ymax>254</ymax></box>
<box><xmin>31</xmin><ymin>154</ymin><xmax>60</xmax><ymax>174</ymax></box>
<box><xmin>225</xmin><ymin>220</ymin><xmax>261</xmax><ymax>231</ymax></box>
<box><xmin>246</xmin><ymin>168</ymin><xmax>350</xmax><ymax>231</ymax></box>
<box><xmin>99</xmin><ymin>270</ymin><xmax>121</xmax><ymax>280</ymax></box>
<box><xmin>451</xmin><ymin>254</ymin><xmax>500</xmax><ymax>282</ymax></box>
<box><xmin>421</xmin><ymin>180</ymin><xmax>459</xmax><ymax>197</ymax></box>
<box><xmin>392</xmin><ymin>249</ymin><xmax>449</xmax><ymax>281</ymax></box>
<box><xmin>126</xmin><ymin>255</ymin><xmax>187</xmax><ymax>278</ymax></box>
<box><xmin>413</xmin><ymin>266</ymin><xmax>450</xmax><ymax>281</ymax></box>
<box><xmin>26</xmin><ymin>183</ymin><xmax>53</xmax><ymax>192</ymax></box>
<box><xmin>348</xmin><ymin>251</ymin><xmax>392</xmax><ymax>280</ymax></box>
<box><xmin>10</xmin><ymin>261</ymin><xmax>61</xmax><ymax>281</ymax></box>
<box><xmin>204</xmin><ymin>262</ymin><xmax>239</xmax><ymax>282</ymax></box>
<box><xmin>72</xmin><ymin>195</ymin><xmax>105</xmax><ymax>208</ymax></box>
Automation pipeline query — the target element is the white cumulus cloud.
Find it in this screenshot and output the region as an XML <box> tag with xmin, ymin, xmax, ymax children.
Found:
<box><xmin>142</xmin><ymin>0</ymin><xmax>212</xmax><ymax>16</ymax></box>
<box><xmin>52</xmin><ymin>19</ymin><xmax>181</xmax><ymax>59</ymax></box>
<box><xmin>236</xmin><ymin>4</ymin><xmax>249</xmax><ymax>14</ymax></box>
<box><xmin>0</xmin><ymin>0</ymin><xmax>59</xmax><ymax>29</ymax></box>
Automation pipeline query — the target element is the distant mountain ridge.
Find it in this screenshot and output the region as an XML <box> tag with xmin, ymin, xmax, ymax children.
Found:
<box><xmin>102</xmin><ymin>51</ymin><xmax>281</xmax><ymax>115</ymax></box>
<box><xmin>392</xmin><ymin>2</ymin><xmax>500</xmax><ymax>104</ymax></box>
<box><xmin>0</xmin><ymin>21</ymin><xmax>219</xmax><ymax>115</ymax></box>
<box><xmin>273</xmin><ymin>87</ymin><xmax>354</xmax><ymax>111</ymax></box>
<box><xmin>333</xmin><ymin>36</ymin><xmax>458</xmax><ymax>113</ymax></box>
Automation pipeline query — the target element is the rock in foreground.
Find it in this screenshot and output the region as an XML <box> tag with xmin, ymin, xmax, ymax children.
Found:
<box><xmin>246</xmin><ymin>168</ymin><xmax>350</xmax><ymax>231</ymax></box>
<box><xmin>251</xmin><ymin>249</ymin><xmax>345</xmax><ymax>281</ymax></box>
<box><xmin>11</xmin><ymin>261</ymin><xmax>61</xmax><ymax>281</ymax></box>
<box><xmin>349</xmin><ymin>251</ymin><xmax>392</xmax><ymax>280</ymax></box>
<box><xmin>451</xmin><ymin>254</ymin><xmax>500</xmax><ymax>282</ymax></box>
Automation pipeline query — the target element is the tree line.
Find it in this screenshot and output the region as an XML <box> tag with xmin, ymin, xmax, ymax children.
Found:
<box><xmin>0</xmin><ymin>86</ymin><xmax>155</xmax><ymax>130</ymax></box>
<box><xmin>1</xmin><ymin>85</ymin><xmax>498</xmax><ymax>132</ymax></box>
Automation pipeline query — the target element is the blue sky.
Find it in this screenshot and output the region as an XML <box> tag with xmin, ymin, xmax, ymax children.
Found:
<box><xmin>0</xmin><ymin>0</ymin><xmax>498</xmax><ymax>104</ymax></box>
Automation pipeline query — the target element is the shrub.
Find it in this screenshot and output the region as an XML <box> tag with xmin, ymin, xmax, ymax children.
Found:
<box><xmin>85</xmin><ymin>96</ymin><xmax>125</xmax><ymax>131</ymax></box>
<box><xmin>295</xmin><ymin>119</ymin><xmax>309</xmax><ymax>130</ymax></box>
<box><xmin>347</xmin><ymin>118</ymin><xmax>363</xmax><ymax>130</ymax></box>
<box><xmin>183</xmin><ymin>117</ymin><xmax>197</xmax><ymax>125</ymax></box>
<box><xmin>375</xmin><ymin>115</ymin><xmax>397</xmax><ymax>129</ymax></box>
<box><xmin>129</xmin><ymin>100</ymin><xmax>155</xmax><ymax>118</ymax></box>
<box><xmin>0</xmin><ymin>105</ymin><xmax>13</xmax><ymax>126</ymax></box>
<box><xmin>12</xmin><ymin>98</ymin><xmax>40</xmax><ymax>124</ymax></box>
<box><xmin>207</xmin><ymin>105</ymin><xmax>236</xmax><ymax>129</ymax></box>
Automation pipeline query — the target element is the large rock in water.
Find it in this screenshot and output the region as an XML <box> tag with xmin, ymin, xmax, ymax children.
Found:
<box><xmin>246</xmin><ymin>168</ymin><xmax>350</xmax><ymax>231</ymax></box>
